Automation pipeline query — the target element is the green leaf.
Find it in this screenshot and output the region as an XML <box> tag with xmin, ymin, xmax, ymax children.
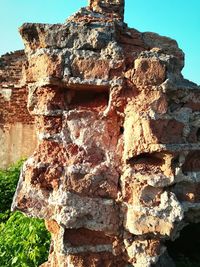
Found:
<box><xmin>11</xmin><ymin>256</ymin><xmax>18</xmax><ymax>264</ymax></box>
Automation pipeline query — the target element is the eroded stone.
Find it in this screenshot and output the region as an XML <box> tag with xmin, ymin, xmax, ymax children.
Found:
<box><xmin>11</xmin><ymin>0</ymin><xmax>200</xmax><ymax>266</ymax></box>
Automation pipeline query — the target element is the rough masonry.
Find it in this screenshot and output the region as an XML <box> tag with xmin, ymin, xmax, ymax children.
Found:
<box><xmin>0</xmin><ymin>51</ymin><xmax>36</xmax><ymax>168</ymax></box>
<box><xmin>12</xmin><ymin>0</ymin><xmax>200</xmax><ymax>266</ymax></box>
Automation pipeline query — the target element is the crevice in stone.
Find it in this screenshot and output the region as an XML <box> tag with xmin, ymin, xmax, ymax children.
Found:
<box><xmin>127</xmin><ymin>152</ymin><xmax>165</xmax><ymax>172</ymax></box>
<box><xmin>196</xmin><ymin>128</ymin><xmax>200</xmax><ymax>142</ymax></box>
<box><xmin>120</xmin><ymin>126</ymin><xmax>124</xmax><ymax>135</ymax></box>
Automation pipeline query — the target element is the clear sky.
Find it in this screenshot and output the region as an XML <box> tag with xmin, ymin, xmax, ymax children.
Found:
<box><xmin>0</xmin><ymin>0</ymin><xmax>199</xmax><ymax>84</ymax></box>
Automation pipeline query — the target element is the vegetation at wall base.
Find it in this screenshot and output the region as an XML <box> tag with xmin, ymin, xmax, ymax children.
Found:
<box><xmin>0</xmin><ymin>211</ymin><xmax>50</xmax><ymax>267</ymax></box>
<box><xmin>0</xmin><ymin>160</ymin><xmax>50</xmax><ymax>267</ymax></box>
<box><xmin>0</xmin><ymin>159</ymin><xmax>24</xmax><ymax>218</ymax></box>
<box><xmin>1</xmin><ymin>160</ymin><xmax>200</xmax><ymax>266</ymax></box>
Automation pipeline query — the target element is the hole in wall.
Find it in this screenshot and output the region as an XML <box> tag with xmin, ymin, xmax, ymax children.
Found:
<box><xmin>67</xmin><ymin>90</ymin><xmax>109</xmax><ymax>111</ymax></box>
<box><xmin>171</xmin><ymin>156</ymin><xmax>179</xmax><ymax>168</ymax></box>
<box><xmin>64</xmin><ymin>228</ymin><xmax>113</xmax><ymax>246</ymax></box>
<box><xmin>167</xmin><ymin>223</ymin><xmax>200</xmax><ymax>266</ymax></box>
<box><xmin>120</xmin><ymin>126</ymin><xmax>124</xmax><ymax>134</ymax></box>
<box><xmin>196</xmin><ymin>128</ymin><xmax>200</xmax><ymax>142</ymax></box>
<box><xmin>127</xmin><ymin>152</ymin><xmax>166</xmax><ymax>174</ymax></box>
<box><xmin>140</xmin><ymin>185</ymin><xmax>162</xmax><ymax>207</ymax></box>
<box><xmin>128</xmin><ymin>152</ymin><xmax>165</xmax><ymax>166</ymax></box>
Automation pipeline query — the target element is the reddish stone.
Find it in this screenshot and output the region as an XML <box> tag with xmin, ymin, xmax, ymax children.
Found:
<box><xmin>133</xmin><ymin>57</ymin><xmax>166</xmax><ymax>86</ymax></box>
<box><xmin>66</xmin><ymin>252</ymin><xmax>126</xmax><ymax>267</ymax></box>
<box><xmin>35</xmin><ymin>116</ymin><xmax>62</xmax><ymax>134</ymax></box>
<box><xmin>45</xmin><ymin>220</ymin><xmax>60</xmax><ymax>235</ymax></box>
<box><xmin>25</xmin><ymin>53</ymin><xmax>62</xmax><ymax>82</ymax></box>
<box><xmin>28</xmin><ymin>86</ymin><xmax>67</xmax><ymax>114</ymax></box>
<box><xmin>72</xmin><ymin>59</ymin><xmax>110</xmax><ymax>80</ymax></box>
<box><xmin>64</xmin><ymin>228</ymin><xmax>114</xmax><ymax>246</ymax></box>
<box><xmin>149</xmin><ymin>119</ymin><xmax>184</xmax><ymax>144</ymax></box>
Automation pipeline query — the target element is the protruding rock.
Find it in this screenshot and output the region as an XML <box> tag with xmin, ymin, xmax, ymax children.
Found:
<box><xmin>89</xmin><ymin>0</ymin><xmax>125</xmax><ymax>20</ymax></box>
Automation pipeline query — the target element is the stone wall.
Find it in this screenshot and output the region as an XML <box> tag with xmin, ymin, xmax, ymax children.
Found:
<box><xmin>12</xmin><ymin>1</ymin><xmax>200</xmax><ymax>266</ymax></box>
<box><xmin>0</xmin><ymin>51</ymin><xmax>36</xmax><ymax>168</ymax></box>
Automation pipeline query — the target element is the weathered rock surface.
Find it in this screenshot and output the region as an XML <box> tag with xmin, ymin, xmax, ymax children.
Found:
<box><xmin>0</xmin><ymin>51</ymin><xmax>36</xmax><ymax>168</ymax></box>
<box><xmin>12</xmin><ymin>0</ymin><xmax>200</xmax><ymax>266</ymax></box>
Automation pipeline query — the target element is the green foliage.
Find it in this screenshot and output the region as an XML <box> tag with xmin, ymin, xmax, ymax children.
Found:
<box><xmin>0</xmin><ymin>159</ymin><xmax>24</xmax><ymax>215</ymax></box>
<box><xmin>0</xmin><ymin>212</ymin><xmax>50</xmax><ymax>267</ymax></box>
<box><xmin>0</xmin><ymin>160</ymin><xmax>51</xmax><ymax>267</ymax></box>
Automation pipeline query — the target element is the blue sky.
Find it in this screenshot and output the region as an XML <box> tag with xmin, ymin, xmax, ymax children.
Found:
<box><xmin>0</xmin><ymin>0</ymin><xmax>199</xmax><ymax>84</ymax></box>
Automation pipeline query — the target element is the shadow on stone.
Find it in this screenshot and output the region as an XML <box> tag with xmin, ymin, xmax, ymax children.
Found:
<box><xmin>167</xmin><ymin>223</ymin><xmax>200</xmax><ymax>267</ymax></box>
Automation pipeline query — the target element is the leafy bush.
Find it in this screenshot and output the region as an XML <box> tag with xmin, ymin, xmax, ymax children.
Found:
<box><xmin>0</xmin><ymin>159</ymin><xmax>24</xmax><ymax>217</ymax></box>
<box><xmin>0</xmin><ymin>212</ymin><xmax>50</xmax><ymax>267</ymax></box>
<box><xmin>0</xmin><ymin>160</ymin><xmax>51</xmax><ymax>267</ymax></box>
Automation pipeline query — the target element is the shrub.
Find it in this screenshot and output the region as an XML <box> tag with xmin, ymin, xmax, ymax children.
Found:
<box><xmin>0</xmin><ymin>160</ymin><xmax>51</xmax><ymax>267</ymax></box>
<box><xmin>0</xmin><ymin>212</ymin><xmax>50</xmax><ymax>267</ymax></box>
<box><xmin>0</xmin><ymin>159</ymin><xmax>24</xmax><ymax>217</ymax></box>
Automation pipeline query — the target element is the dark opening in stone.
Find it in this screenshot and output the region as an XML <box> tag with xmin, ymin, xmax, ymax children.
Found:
<box><xmin>128</xmin><ymin>152</ymin><xmax>165</xmax><ymax>167</ymax></box>
<box><xmin>196</xmin><ymin>128</ymin><xmax>200</xmax><ymax>142</ymax></box>
<box><xmin>64</xmin><ymin>228</ymin><xmax>113</xmax><ymax>247</ymax></box>
<box><xmin>120</xmin><ymin>126</ymin><xmax>124</xmax><ymax>134</ymax></box>
<box><xmin>68</xmin><ymin>90</ymin><xmax>109</xmax><ymax>111</ymax></box>
<box><xmin>127</xmin><ymin>152</ymin><xmax>167</xmax><ymax>174</ymax></box>
<box><xmin>166</xmin><ymin>223</ymin><xmax>200</xmax><ymax>266</ymax></box>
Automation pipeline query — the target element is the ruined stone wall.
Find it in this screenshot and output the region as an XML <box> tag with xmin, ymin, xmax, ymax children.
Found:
<box><xmin>0</xmin><ymin>51</ymin><xmax>37</xmax><ymax>168</ymax></box>
<box><xmin>12</xmin><ymin>0</ymin><xmax>200</xmax><ymax>266</ymax></box>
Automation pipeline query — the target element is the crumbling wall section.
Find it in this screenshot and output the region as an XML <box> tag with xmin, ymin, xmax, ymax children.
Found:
<box><xmin>0</xmin><ymin>51</ymin><xmax>36</xmax><ymax>168</ymax></box>
<box><xmin>12</xmin><ymin>1</ymin><xmax>200</xmax><ymax>266</ymax></box>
